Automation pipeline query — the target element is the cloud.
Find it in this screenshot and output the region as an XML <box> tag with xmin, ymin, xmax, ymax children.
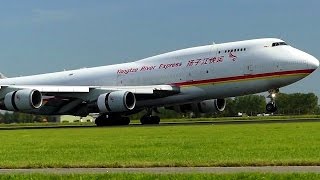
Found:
<box><xmin>31</xmin><ymin>9</ymin><xmax>75</xmax><ymax>23</ymax></box>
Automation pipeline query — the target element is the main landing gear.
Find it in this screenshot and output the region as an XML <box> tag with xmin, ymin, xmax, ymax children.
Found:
<box><xmin>266</xmin><ymin>89</ymin><xmax>278</xmax><ymax>113</ymax></box>
<box><xmin>140</xmin><ymin>115</ymin><xmax>160</xmax><ymax>125</ymax></box>
<box><xmin>95</xmin><ymin>114</ymin><xmax>130</xmax><ymax>126</ymax></box>
<box><xmin>140</xmin><ymin>108</ymin><xmax>160</xmax><ymax>125</ymax></box>
<box><xmin>94</xmin><ymin>108</ymin><xmax>161</xmax><ymax>126</ymax></box>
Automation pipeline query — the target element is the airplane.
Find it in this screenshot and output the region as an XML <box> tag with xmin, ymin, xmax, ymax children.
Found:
<box><xmin>0</xmin><ymin>38</ymin><xmax>318</xmax><ymax>126</ymax></box>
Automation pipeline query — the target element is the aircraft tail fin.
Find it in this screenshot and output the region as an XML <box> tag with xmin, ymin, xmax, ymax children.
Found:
<box><xmin>0</xmin><ymin>73</ymin><xmax>7</xmax><ymax>79</ymax></box>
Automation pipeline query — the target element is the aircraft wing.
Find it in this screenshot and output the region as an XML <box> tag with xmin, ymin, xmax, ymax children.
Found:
<box><xmin>0</xmin><ymin>84</ymin><xmax>180</xmax><ymax>115</ymax></box>
<box><xmin>1</xmin><ymin>84</ymin><xmax>179</xmax><ymax>95</ymax></box>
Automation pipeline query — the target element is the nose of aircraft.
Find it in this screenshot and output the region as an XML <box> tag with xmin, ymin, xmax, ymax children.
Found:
<box><xmin>306</xmin><ymin>54</ymin><xmax>319</xmax><ymax>70</ymax></box>
<box><xmin>292</xmin><ymin>47</ymin><xmax>319</xmax><ymax>70</ymax></box>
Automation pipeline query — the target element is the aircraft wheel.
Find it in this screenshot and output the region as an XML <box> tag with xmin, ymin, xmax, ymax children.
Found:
<box><xmin>140</xmin><ymin>115</ymin><xmax>160</xmax><ymax>125</ymax></box>
<box><xmin>108</xmin><ymin>115</ymin><xmax>129</xmax><ymax>126</ymax></box>
<box><xmin>140</xmin><ymin>115</ymin><xmax>148</xmax><ymax>125</ymax></box>
<box><xmin>266</xmin><ymin>102</ymin><xmax>277</xmax><ymax>113</ymax></box>
<box><xmin>119</xmin><ymin>117</ymin><xmax>130</xmax><ymax>125</ymax></box>
<box><xmin>95</xmin><ymin>115</ymin><xmax>130</xmax><ymax>126</ymax></box>
<box><xmin>95</xmin><ymin>116</ymin><xmax>105</xmax><ymax>127</ymax></box>
<box><xmin>151</xmin><ymin>116</ymin><xmax>160</xmax><ymax>124</ymax></box>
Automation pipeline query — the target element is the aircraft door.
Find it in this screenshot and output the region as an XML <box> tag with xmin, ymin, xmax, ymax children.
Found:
<box><xmin>243</xmin><ymin>55</ymin><xmax>254</xmax><ymax>75</ymax></box>
<box><xmin>244</xmin><ymin>64</ymin><xmax>254</xmax><ymax>75</ymax></box>
<box><xmin>117</xmin><ymin>73</ymin><xmax>126</xmax><ymax>86</ymax></box>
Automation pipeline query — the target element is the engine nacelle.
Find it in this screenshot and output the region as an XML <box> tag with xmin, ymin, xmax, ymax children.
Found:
<box><xmin>197</xmin><ymin>99</ymin><xmax>226</xmax><ymax>113</ymax></box>
<box><xmin>97</xmin><ymin>91</ymin><xmax>136</xmax><ymax>113</ymax></box>
<box><xmin>4</xmin><ymin>89</ymin><xmax>43</xmax><ymax>111</ymax></box>
<box><xmin>169</xmin><ymin>98</ymin><xmax>226</xmax><ymax>114</ymax></box>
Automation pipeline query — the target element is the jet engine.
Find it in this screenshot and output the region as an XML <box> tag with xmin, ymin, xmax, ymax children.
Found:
<box><xmin>97</xmin><ymin>91</ymin><xmax>136</xmax><ymax>113</ymax></box>
<box><xmin>170</xmin><ymin>99</ymin><xmax>226</xmax><ymax>114</ymax></box>
<box><xmin>4</xmin><ymin>89</ymin><xmax>43</xmax><ymax>111</ymax></box>
<box><xmin>197</xmin><ymin>99</ymin><xmax>226</xmax><ymax>113</ymax></box>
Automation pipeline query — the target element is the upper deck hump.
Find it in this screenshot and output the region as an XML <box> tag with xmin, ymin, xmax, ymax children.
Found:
<box><xmin>136</xmin><ymin>38</ymin><xmax>282</xmax><ymax>63</ymax></box>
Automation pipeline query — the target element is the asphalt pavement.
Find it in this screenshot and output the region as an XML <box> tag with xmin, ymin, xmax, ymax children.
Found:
<box><xmin>1</xmin><ymin>118</ymin><xmax>320</xmax><ymax>130</ymax></box>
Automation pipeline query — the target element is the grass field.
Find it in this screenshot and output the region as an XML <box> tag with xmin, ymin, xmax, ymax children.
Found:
<box><xmin>1</xmin><ymin>173</ymin><xmax>320</xmax><ymax>180</ymax></box>
<box><xmin>0</xmin><ymin>121</ymin><xmax>320</xmax><ymax>168</ymax></box>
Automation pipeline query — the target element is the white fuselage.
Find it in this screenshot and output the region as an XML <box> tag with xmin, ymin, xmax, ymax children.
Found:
<box><xmin>0</xmin><ymin>38</ymin><xmax>318</xmax><ymax>108</ymax></box>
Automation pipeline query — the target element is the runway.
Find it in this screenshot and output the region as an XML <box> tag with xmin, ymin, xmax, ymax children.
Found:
<box><xmin>0</xmin><ymin>118</ymin><xmax>320</xmax><ymax>130</ymax></box>
<box><xmin>1</xmin><ymin>166</ymin><xmax>320</xmax><ymax>174</ymax></box>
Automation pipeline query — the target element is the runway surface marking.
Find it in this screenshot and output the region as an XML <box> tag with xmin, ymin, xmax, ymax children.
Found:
<box><xmin>1</xmin><ymin>167</ymin><xmax>320</xmax><ymax>174</ymax></box>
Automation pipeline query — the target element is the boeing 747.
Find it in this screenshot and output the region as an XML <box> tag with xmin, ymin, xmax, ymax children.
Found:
<box><xmin>0</xmin><ymin>38</ymin><xmax>318</xmax><ymax>126</ymax></box>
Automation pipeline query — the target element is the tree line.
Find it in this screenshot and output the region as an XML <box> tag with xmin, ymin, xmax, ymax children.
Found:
<box><xmin>0</xmin><ymin>112</ymin><xmax>49</xmax><ymax>124</ymax></box>
<box><xmin>0</xmin><ymin>92</ymin><xmax>319</xmax><ymax>123</ymax></box>
<box><xmin>130</xmin><ymin>92</ymin><xmax>319</xmax><ymax>119</ymax></box>
<box><xmin>222</xmin><ymin>92</ymin><xmax>319</xmax><ymax>116</ymax></box>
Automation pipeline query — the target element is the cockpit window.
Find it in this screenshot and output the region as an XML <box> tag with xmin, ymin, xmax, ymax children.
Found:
<box><xmin>272</xmin><ymin>42</ymin><xmax>287</xmax><ymax>47</ymax></box>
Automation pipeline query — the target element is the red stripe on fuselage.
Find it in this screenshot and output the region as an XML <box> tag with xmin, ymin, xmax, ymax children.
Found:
<box><xmin>172</xmin><ymin>69</ymin><xmax>315</xmax><ymax>87</ymax></box>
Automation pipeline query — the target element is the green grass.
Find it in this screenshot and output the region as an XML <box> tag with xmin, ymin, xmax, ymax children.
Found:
<box><xmin>1</xmin><ymin>173</ymin><xmax>320</xmax><ymax>180</ymax></box>
<box><xmin>0</xmin><ymin>122</ymin><xmax>320</xmax><ymax>168</ymax></box>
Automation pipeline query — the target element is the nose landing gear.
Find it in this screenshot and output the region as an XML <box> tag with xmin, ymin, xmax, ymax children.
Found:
<box><xmin>266</xmin><ymin>89</ymin><xmax>279</xmax><ymax>113</ymax></box>
<box><xmin>266</xmin><ymin>101</ymin><xmax>277</xmax><ymax>113</ymax></box>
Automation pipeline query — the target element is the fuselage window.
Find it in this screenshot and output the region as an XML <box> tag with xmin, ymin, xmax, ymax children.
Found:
<box><xmin>226</xmin><ymin>48</ymin><xmax>247</xmax><ymax>53</ymax></box>
<box><xmin>272</xmin><ymin>42</ymin><xmax>287</xmax><ymax>47</ymax></box>
<box><xmin>222</xmin><ymin>47</ymin><xmax>249</xmax><ymax>54</ymax></box>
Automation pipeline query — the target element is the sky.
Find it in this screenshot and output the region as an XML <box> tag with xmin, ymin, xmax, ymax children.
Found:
<box><xmin>0</xmin><ymin>0</ymin><xmax>319</xmax><ymax>96</ymax></box>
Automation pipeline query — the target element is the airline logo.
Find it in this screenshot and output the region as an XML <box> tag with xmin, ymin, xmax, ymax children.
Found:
<box><xmin>117</xmin><ymin>62</ymin><xmax>182</xmax><ymax>75</ymax></box>
<box><xmin>117</xmin><ymin>55</ymin><xmax>232</xmax><ymax>76</ymax></box>
<box><xmin>229</xmin><ymin>52</ymin><xmax>237</xmax><ymax>61</ymax></box>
